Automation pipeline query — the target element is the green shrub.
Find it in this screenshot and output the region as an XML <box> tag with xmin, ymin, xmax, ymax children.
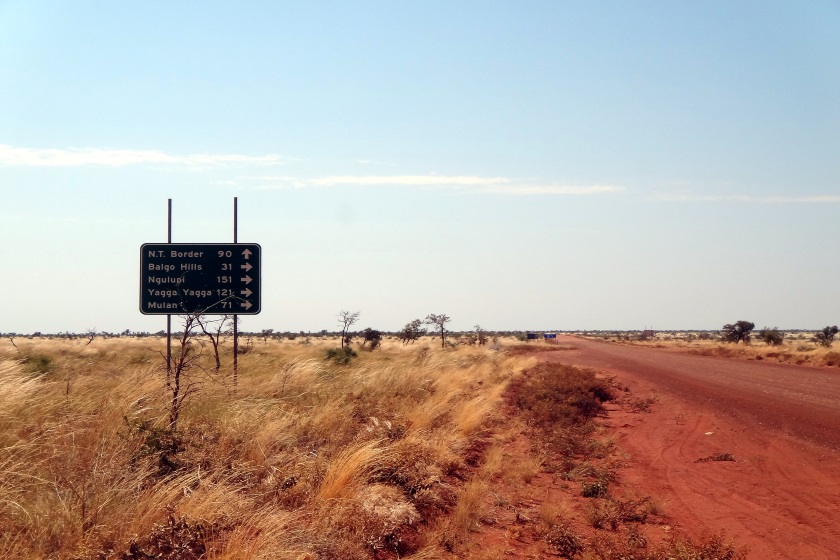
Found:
<box><xmin>626</xmin><ymin>396</ymin><xmax>657</xmax><ymax>413</ymax></box>
<box><xmin>544</xmin><ymin>524</ymin><xmax>584</xmax><ymax>557</ymax></box>
<box><xmin>814</xmin><ymin>325</ymin><xmax>839</xmax><ymax>348</ymax></box>
<box><xmin>23</xmin><ymin>353</ymin><xmax>53</xmax><ymax>374</ymax></box>
<box><xmin>582</xmin><ymin>480</ymin><xmax>609</xmax><ymax>498</ymax></box>
<box><xmin>325</xmin><ymin>346</ymin><xmax>357</xmax><ymax>364</ymax></box>
<box><xmin>659</xmin><ymin>531</ymin><xmax>748</xmax><ymax>560</ymax></box>
<box><xmin>758</xmin><ymin>327</ymin><xmax>784</xmax><ymax>346</ymax></box>
<box><xmin>720</xmin><ymin>321</ymin><xmax>754</xmax><ymax>344</ymax></box>
<box><xmin>124</xmin><ymin>417</ymin><xmax>185</xmax><ymax>476</ymax></box>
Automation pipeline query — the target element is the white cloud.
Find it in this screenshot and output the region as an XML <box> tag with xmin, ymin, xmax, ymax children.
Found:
<box><xmin>651</xmin><ymin>193</ymin><xmax>752</xmax><ymax>202</ymax></box>
<box><xmin>310</xmin><ymin>175</ymin><xmax>511</xmax><ymax>187</ymax></box>
<box><xmin>480</xmin><ymin>184</ymin><xmax>623</xmax><ymax>196</ymax></box>
<box><xmin>0</xmin><ymin>144</ymin><xmax>283</xmax><ymax>167</ymax></box>
<box><xmin>256</xmin><ymin>174</ymin><xmax>623</xmax><ymax>195</ymax></box>
<box><xmin>761</xmin><ymin>195</ymin><xmax>840</xmax><ymax>203</ymax></box>
<box><xmin>652</xmin><ymin>192</ymin><xmax>840</xmax><ymax>203</ymax></box>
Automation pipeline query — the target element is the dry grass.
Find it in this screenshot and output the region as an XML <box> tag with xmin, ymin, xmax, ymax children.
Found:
<box><xmin>644</xmin><ymin>495</ymin><xmax>668</xmax><ymax>517</ymax></box>
<box><xmin>507</xmin><ymin>455</ymin><xmax>544</xmax><ymax>485</ymax></box>
<box><xmin>478</xmin><ymin>445</ymin><xmax>505</xmax><ymax>481</ymax></box>
<box><xmin>537</xmin><ymin>500</ymin><xmax>571</xmax><ymax>528</ymax></box>
<box><xmin>435</xmin><ymin>479</ymin><xmax>488</xmax><ymax>552</ymax></box>
<box><xmin>591</xmin><ymin>331</ymin><xmax>840</xmax><ymax>367</ymax></box>
<box><xmin>0</xmin><ymin>335</ymin><xmax>530</xmax><ymax>559</ymax></box>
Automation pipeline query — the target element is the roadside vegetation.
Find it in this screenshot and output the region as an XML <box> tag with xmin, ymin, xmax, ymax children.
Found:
<box><xmin>0</xmin><ymin>335</ymin><xmax>525</xmax><ymax>559</ymax></box>
<box><xmin>497</xmin><ymin>360</ymin><xmax>746</xmax><ymax>560</ymax></box>
<box><xmin>582</xmin><ymin>325</ymin><xmax>840</xmax><ymax>368</ymax></box>
<box><xmin>0</xmin><ymin>334</ymin><xmax>745</xmax><ymax>559</ymax></box>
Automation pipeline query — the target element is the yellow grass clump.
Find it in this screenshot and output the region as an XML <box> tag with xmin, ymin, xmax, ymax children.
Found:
<box><xmin>0</xmin><ymin>334</ymin><xmax>531</xmax><ymax>559</ymax></box>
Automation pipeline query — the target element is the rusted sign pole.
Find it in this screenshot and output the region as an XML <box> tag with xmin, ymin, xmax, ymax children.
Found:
<box><xmin>166</xmin><ymin>198</ymin><xmax>172</xmax><ymax>383</ymax></box>
<box><xmin>233</xmin><ymin>197</ymin><xmax>239</xmax><ymax>391</ymax></box>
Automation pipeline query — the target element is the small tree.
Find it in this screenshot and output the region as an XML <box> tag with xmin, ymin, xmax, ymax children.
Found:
<box><xmin>260</xmin><ymin>329</ymin><xmax>274</xmax><ymax>344</ymax></box>
<box><xmin>360</xmin><ymin>327</ymin><xmax>382</xmax><ymax>350</ymax></box>
<box><xmin>475</xmin><ymin>325</ymin><xmax>488</xmax><ymax>346</ymax></box>
<box><xmin>337</xmin><ymin>310</ymin><xmax>360</xmax><ymax>348</ymax></box>
<box><xmin>195</xmin><ymin>314</ymin><xmax>233</xmax><ymax>372</ymax></box>
<box><xmin>758</xmin><ymin>327</ymin><xmax>784</xmax><ymax>346</ymax></box>
<box><xmin>425</xmin><ymin>313</ymin><xmax>451</xmax><ymax>348</ymax></box>
<box><xmin>721</xmin><ymin>321</ymin><xmax>754</xmax><ymax>344</ymax></box>
<box><xmin>398</xmin><ymin>319</ymin><xmax>426</xmax><ymax>344</ymax></box>
<box><xmin>167</xmin><ymin>313</ymin><xmax>203</xmax><ymax>429</ymax></box>
<box><xmin>814</xmin><ymin>325</ymin><xmax>839</xmax><ymax>348</ymax></box>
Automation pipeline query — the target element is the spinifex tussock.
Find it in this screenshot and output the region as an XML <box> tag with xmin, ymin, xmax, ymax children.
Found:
<box><xmin>0</xmin><ymin>360</ymin><xmax>43</xmax><ymax>409</ymax></box>
<box><xmin>0</xmin><ymin>336</ymin><xmax>532</xmax><ymax>558</ymax></box>
<box><xmin>316</xmin><ymin>440</ymin><xmax>392</xmax><ymax>501</ymax></box>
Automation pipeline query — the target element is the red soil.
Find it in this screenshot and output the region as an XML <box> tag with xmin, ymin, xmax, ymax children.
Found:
<box><xmin>546</xmin><ymin>336</ymin><xmax>840</xmax><ymax>559</ymax></box>
<box><xmin>462</xmin><ymin>338</ymin><xmax>840</xmax><ymax>558</ymax></box>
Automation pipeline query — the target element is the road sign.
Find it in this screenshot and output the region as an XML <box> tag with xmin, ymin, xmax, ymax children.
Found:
<box><xmin>140</xmin><ymin>243</ymin><xmax>261</xmax><ymax>315</ymax></box>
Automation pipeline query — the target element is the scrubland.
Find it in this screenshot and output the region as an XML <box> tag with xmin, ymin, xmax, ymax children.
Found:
<box><xmin>0</xmin><ymin>335</ymin><xmax>744</xmax><ymax>559</ymax></box>
<box><xmin>588</xmin><ymin>331</ymin><xmax>840</xmax><ymax>368</ymax></box>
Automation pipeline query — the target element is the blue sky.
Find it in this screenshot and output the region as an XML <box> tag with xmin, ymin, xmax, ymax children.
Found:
<box><xmin>1</xmin><ymin>1</ymin><xmax>838</xmax><ymax>334</ymax></box>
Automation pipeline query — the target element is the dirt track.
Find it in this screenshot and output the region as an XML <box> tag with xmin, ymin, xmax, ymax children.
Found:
<box><xmin>545</xmin><ymin>336</ymin><xmax>840</xmax><ymax>559</ymax></box>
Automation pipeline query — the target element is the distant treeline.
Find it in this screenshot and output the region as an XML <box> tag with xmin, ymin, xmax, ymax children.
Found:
<box><xmin>1</xmin><ymin>328</ymin><xmax>827</xmax><ymax>339</ymax></box>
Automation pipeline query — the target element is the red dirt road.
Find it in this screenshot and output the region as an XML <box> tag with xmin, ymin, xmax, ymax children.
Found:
<box><xmin>544</xmin><ymin>336</ymin><xmax>840</xmax><ymax>559</ymax></box>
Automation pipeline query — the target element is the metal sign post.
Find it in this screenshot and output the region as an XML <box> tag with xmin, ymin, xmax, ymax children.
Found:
<box><xmin>167</xmin><ymin>199</ymin><xmax>172</xmax><ymax>383</ymax></box>
<box><xmin>144</xmin><ymin>197</ymin><xmax>260</xmax><ymax>391</ymax></box>
<box><xmin>233</xmin><ymin>197</ymin><xmax>238</xmax><ymax>390</ymax></box>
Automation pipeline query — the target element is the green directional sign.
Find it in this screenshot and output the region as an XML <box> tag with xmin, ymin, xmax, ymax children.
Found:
<box><xmin>140</xmin><ymin>243</ymin><xmax>261</xmax><ymax>315</ymax></box>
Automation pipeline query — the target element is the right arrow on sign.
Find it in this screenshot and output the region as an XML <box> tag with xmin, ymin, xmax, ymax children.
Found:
<box><xmin>241</xmin><ymin>275</ymin><xmax>252</xmax><ymax>284</ymax></box>
<box><xmin>241</xmin><ymin>263</ymin><xmax>252</xmax><ymax>272</ymax></box>
<box><xmin>241</xmin><ymin>301</ymin><xmax>253</xmax><ymax>310</ymax></box>
<box><xmin>241</xmin><ymin>288</ymin><xmax>252</xmax><ymax>297</ymax></box>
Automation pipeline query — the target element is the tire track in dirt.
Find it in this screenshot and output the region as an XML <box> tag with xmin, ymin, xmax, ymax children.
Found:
<box><xmin>544</xmin><ymin>336</ymin><xmax>840</xmax><ymax>559</ymax></box>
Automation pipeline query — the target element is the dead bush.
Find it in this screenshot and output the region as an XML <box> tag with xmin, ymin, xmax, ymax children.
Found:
<box><xmin>509</xmin><ymin>363</ymin><xmax>614</xmax><ymax>431</ymax></box>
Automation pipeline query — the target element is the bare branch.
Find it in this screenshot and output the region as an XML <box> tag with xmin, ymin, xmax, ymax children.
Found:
<box><xmin>83</xmin><ymin>328</ymin><xmax>96</xmax><ymax>347</ymax></box>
